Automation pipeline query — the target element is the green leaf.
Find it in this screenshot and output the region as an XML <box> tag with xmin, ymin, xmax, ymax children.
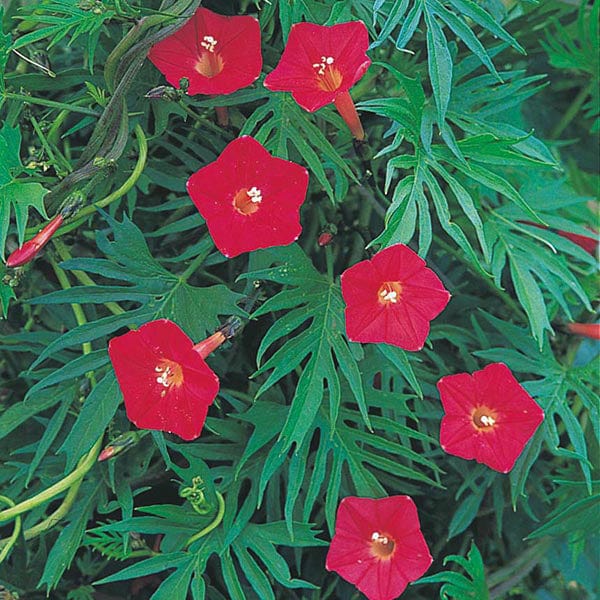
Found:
<box><xmin>418</xmin><ymin>542</ymin><xmax>490</xmax><ymax>599</ymax></box>
<box><xmin>527</xmin><ymin>492</ymin><xmax>600</xmax><ymax>540</ymax></box>
<box><xmin>425</xmin><ymin>9</ymin><xmax>453</xmax><ymax>126</ymax></box>
<box><xmin>243</xmin><ymin>245</ymin><xmax>369</xmax><ymax>451</ymax></box>
<box><xmin>0</xmin><ymin>123</ymin><xmax>49</xmax><ymax>257</ymax></box>
<box><xmin>0</xmin><ymin>7</ymin><xmax>10</xmax><ymax>94</ymax></box>
<box><xmin>59</xmin><ymin>372</ymin><xmax>121</xmax><ymax>470</ymax></box>
<box><xmin>27</xmin><ymin>214</ymin><xmax>244</xmax><ymax>370</ymax></box>
<box><xmin>39</xmin><ymin>480</ymin><xmax>103</xmax><ymax>591</ymax></box>
<box><xmin>242</xmin><ymin>93</ymin><xmax>358</xmax><ymax>202</ymax></box>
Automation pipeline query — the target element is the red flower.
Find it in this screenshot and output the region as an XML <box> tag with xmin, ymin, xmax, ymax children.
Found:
<box><xmin>326</xmin><ymin>496</ymin><xmax>432</xmax><ymax>600</ymax></box>
<box><xmin>187</xmin><ymin>136</ymin><xmax>309</xmax><ymax>258</ymax></box>
<box><xmin>108</xmin><ymin>319</ymin><xmax>220</xmax><ymax>441</ymax></box>
<box><xmin>264</xmin><ymin>21</ymin><xmax>371</xmax><ymax>139</ymax></box>
<box><xmin>6</xmin><ymin>213</ymin><xmax>63</xmax><ymax>268</ymax></box>
<box><xmin>566</xmin><ymin>322</ymin><xmax>600</xmax><ymax>340</ymax></box>
<box><xmin>148</xmin><ymin>7</ymin><xmax>262</xmax><ymax>96</ymax></box>
<box><xmin>341</xmin><ymin>244</ymin><xmax>450</xmax><ymax>351</ymax></box>
<box><xmin>438</xmin><ymin>363</ymin><xmax>545</xmax><ymax>473</ymax></box>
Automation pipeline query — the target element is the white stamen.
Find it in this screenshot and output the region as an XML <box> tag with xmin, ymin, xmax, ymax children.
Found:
<box><xmin>247</xmin><ymin>186</ymin><xmax>263</xmax><ymax>204</ymax></box>
<box><xmin>155</xmin><ymin>366</ymin><xmax>173</xmax><ymax>388</ymax></box>
<box><xmin>371</xmin><ymin>531</ymin><xmax>389</xmax><ymax>544</ymax></box>
<box><xmin>200</xmin><ymin>35</ymin><xmax>218</xmax><ymax>52</ymax></box>
<box><xmin>380</xmin><ymin>289</ymin><xmax>398</xmax><ymax>303</ymax></box>
<box><xmin>312</xmin><ymin>56</ymin><xmax>334</xmax><ymax>76</ymax></box>
<box><xmin>480</xmin><ymin>415</ymin><xmax>496</xmax><ymax>427</ymax></box>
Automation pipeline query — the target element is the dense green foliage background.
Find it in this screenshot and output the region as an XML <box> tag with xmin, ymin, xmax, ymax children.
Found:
<box><xmin>0</xmin><ymin>0</ymin><xmax>598</xmax><ymax>598</ymax></box>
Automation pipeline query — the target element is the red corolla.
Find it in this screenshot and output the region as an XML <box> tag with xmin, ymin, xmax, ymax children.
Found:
<box><xmin>438</xmin><ymin>362</ymin><xmax>545</xmax><ymax>473</ymax></box>
<box><xmin>341</xmin><ymin>244</ymin><xmax>450</xmax><ymax>351</ymax></box>
<box><xmin>108</xmin><ymin>319</ymin><xmax>222</xmax><ymax>441</ymax></box>
<box><xmin>326</xmin><ymin>495</ymin><xmax>433</xmax><ymax>600</ymax></box>
<box><xmin>187</xmin><ymin>135</ymin><xmax>309</xmax><ymax>258</ymax></box>
<box><xmin>148</xmin><ymin>7</ymin><xmax>262</xmax><ymax>96</ymax></box>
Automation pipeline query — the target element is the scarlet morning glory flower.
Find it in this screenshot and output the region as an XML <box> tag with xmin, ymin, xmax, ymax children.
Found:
<box><xmin>341</xmin><ymin>244</ymin><xmax>450</xmax><ymax>351</ymax></box>
<box><xmin>326</xmin><ymin>496</ymin><xmax>433</xmax><ymax>600</ymax></box>
<box><xmin>438</xmin><ymin>363</ymin><xmax>545</xmax><ymax>473</ymax></box>
<box><xmin>187</xmin><ymin>136</ymin><xmax>309</xmax><ymax>258</ymax></box>
<box><xmin>264</xmin><ymin>21</ymin><xmax>371</xmax><ymax>139</ymax></box>
<box><xmin>148</xmin><ymin>7</ymin><xmax>262</xmax><ymax>96</ymax></box>
<box><xmin>109</xmin><ymin>319</ymin><xmax>225</xmax><ymax>441</ymax></box>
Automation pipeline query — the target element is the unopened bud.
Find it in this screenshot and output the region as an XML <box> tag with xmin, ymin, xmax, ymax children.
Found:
<box><xmin>98</xmin><ymin>431</ymin><xmax>141</xmax><ymax>461</ymax></box>
<box><xmin>566</xmin><ymin>323</ymin><xmax>600</xmax><ymax>340</ymax></box>
<box><xmin>318</xmin><ymin>232</ymin><xmax>334</xmax><ymax>247</ymax></box>
<box><xmin>6</xmin><ymin>214</ymin><xmax>64</xmax><ymax>268</ymax></box>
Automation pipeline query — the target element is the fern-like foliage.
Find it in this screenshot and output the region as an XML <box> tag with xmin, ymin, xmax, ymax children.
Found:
<box><xmin>418</xmin><ymin>541</ymin><xmax>490</xmax><ymax>599</ymax></box>
<box><xmin>542</xmin><ymin>1</ymin><xmax>599</xmax><ymax>132</ymax></box>
<box><xmin>11</xmin><ymin>0</ymin><xmax>116</xmax><ymax>69</ymax></box>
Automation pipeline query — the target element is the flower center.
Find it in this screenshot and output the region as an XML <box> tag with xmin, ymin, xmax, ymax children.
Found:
<box><xmin>155</xmin><ymin>359</ymin><xmax>184</xmax><ymax>397</ymax></box>
<box><xmin>233</xmin><ymin>186</ymin><xmax>263</xmax><ymax>216</ymax></box>
<box><xmin>195</xmin><ymin>36</ymin><xmax>224</xmax><ymax>78</ymax></box>
<box><xmin>312</xmin><ymin>56</ymin><xmax>343</xmax><ymax>92</ymax></box>
<box><xmin>370</xmin><ymin>531</ymin><xmax>396</xmax><ymax>560</ymax></box>
<box><xmin>377</xmin><ymin>281</ymin><xmax>403</xmax><ymax>305</ymax></box>
<box><xmin>472</xmin><ymin>406</ymin><xmax>498</xmax><ymax>430</ymax></box>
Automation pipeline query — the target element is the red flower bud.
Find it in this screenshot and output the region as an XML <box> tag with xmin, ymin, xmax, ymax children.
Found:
<box><xmin>6</xmin><ymin>214</ymin><xmax>64</xmax><ymax>268</ymax></box>
<box><xmin>566</xmin><ymin>323</ymin><xmax>600</xmax><ymax>340</ymax></box>
<box><xmin>318</xmin><ymin>232</ymin><xmax>334</xmax><ymax>247</ymax></box>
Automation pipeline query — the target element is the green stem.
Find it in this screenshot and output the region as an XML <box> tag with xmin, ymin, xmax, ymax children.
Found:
<box><xmin>26</xmin><ymin>124</ymin><xmax>148</xmax><ymax>238</ymax></box>
<box><xmin>0</xmin><ymin>438</ymin><xmax>102</xmax><ymax>523</ymax></box>
<box><xmin>0</xmin><ymin>496</ymin><xmax>21</xmax><ymax>562</ymax></box>
<box><xmin>325</xmin><ymin>245</ymin><xmax>334</xmax><ymax>282</ymax></box>
<box><xmin>180</xmin><ymin>242</ymin><xmax>214</xmax><ymax>282</ymax></box>
<box><xmin>184</xmin><ymin>492</ymin><xmax>225</xmax><ymax>548</ymax></box>
<box><xmin>550</xmin><ymin>82</ymin><xmax>592</xmax><ymax>140</ymax></box>
<box><xmin>50</xmin><ymin>258</ymin><xmax>92</xmax><ymax>356</ymax></box>
<box><xmin>1</xmin><ymin>92</ymin><xmax>100</xmax><ymax>116</ymax></box>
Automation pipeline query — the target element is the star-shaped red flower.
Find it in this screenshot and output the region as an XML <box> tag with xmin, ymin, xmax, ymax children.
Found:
<box><xmin>264</xmin><ymin>21</ymin><xmax>371</xmax><ymax>138</ymax></box>
<box><xmin>108</xmin><ymin>319</ymin><xmax>219</xmax><ymax>441</ymax></box>
<box><xmin>326</xmin><ymin>496</ymin><xmax>433</xmax><ymax>600</ymax></box>
<box><xmin>187</xmin><ymin>135</ymin><xmax>309</xmax><ymax>258</ymax></box>
<box><xmin>341</xmin><ymin>244</ymin><xmax>451</xmax><ymax>351</ymax></box>
<box><xmin>438</xmin><ymin>362</ymin><xmax>545</xmax><ymax>473</ymax></box>
<box><xmin>148</xmin><ymin>7</ymin><xmax>262</xmax><ymax>96</ymax></box>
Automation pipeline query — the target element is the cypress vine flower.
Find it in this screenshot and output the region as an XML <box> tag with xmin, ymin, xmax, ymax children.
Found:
<box><xmin>108</xmin><ymin>319</ymin><xmax>226</xmax><ymax>441</ymax></box>
<box><xmin>341</xmin><ymin>244</ymin><xmax>450</xmax><ymax>351</ymax></box>
<box><xmin>187</xmin><ymin>135</ymin><xmax>309</xmax><ymax>258</ymax></box>
<box><xmin>326</xmin><ymin>496</ymin><xmax>433</xmax><ymax>600</ymax></box>
<box><xmin>264</xmin><ymin>21</ymin><xmax>371</xmax><ymax>139</ymax></box>
<box><xmin>438</xmin><ymin>363</ymin><xmax>545</xmax><ymax>473</ymax></box>
<box><xmin>148</xmin><ymin>7</ymin><xmax>262</xmax><ymax>97</ymax></box>
<box><xmin>148</xmin><ymin>6</ymin><xmax>262</xmax><ymax>124</ymax></box>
